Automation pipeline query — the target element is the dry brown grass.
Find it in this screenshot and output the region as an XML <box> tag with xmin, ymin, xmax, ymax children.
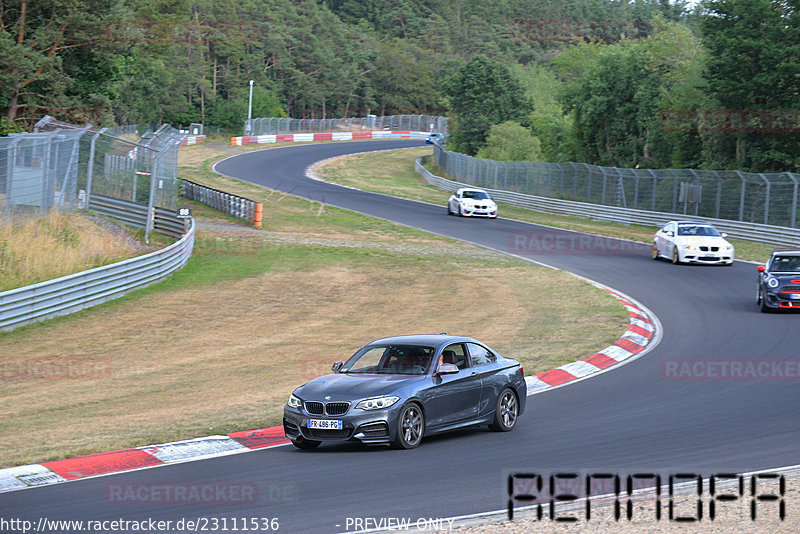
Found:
<box><xmin>0</xmin><ymin>211</ymin><xmax>140</xmax><ymax>291</ymax></box>
<box><xmin>0</xmin><ymin>230</ymin><xmax>625</xmax><ymax>467</ymax></box>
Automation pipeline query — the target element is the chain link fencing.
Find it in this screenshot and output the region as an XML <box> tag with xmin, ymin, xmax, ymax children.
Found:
<box><xmin>433</xmin><ymin>144</ymin><xmax>800</xmax><ymax>229</ymax></box>
<box><xmin>245</xmin><ymin>114</ymin><xmax>448</xmax><ymax>136</ymax></box>
<box><xmin>2</xmin><ymin>117</ymin><xmax>186</xmax><ymax>239</ymax></box>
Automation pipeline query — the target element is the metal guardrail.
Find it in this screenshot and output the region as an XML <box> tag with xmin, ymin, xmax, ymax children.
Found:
<box><xmin>0</xmin><ymin>219</ymin><xmax>195</xmax><ymax>333</ymax></box>
<box><xmin>88</xmin><ymin>194</ymin><xmax>188</xmax><ymax>238</ymax></box>
<box><xmin>416</xmin><ymin>157</ymin><xmax>800</xmax><ymax>248</ymax></box>
<box><xmin>179</xmin><ymin>180</ymin><xmax>262</xmax><ymax>226</ymax></box>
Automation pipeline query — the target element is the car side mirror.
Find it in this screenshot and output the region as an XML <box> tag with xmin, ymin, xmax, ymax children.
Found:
<box><xmin>438</xmin><ymin>363</ymin><xmax>459</xmax><ymax>375</ymax></box>
<box><xmin>721</xmin><ymin>233</ymin><xmax>728</xmax><ymax>238</ymax></box>
<box><xmin>331</xmin><ymin>361</ymin><xmax>343</xmax><ymax>373</ymax></box>
<box><xmin>666</xmin><ymin>231</ymin><xmax>674</xmax><ymax>237</ymax></box>
<box><xmin>757</xmin><ymin>265</ymin><xmax>766</xmax><ymax>272</ymax></box>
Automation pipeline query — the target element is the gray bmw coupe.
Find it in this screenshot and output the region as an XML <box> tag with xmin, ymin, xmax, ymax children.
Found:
<box><xmin>283</xmin><ymin>334</ymin><xmax>527</xmax><ymax>449</ymax></box>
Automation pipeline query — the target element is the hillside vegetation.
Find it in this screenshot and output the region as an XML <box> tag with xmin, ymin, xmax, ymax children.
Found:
<box><xmin>1</xmin><ymin>0</ymin><xmax>798</xmax><ymax>172</ymax></box>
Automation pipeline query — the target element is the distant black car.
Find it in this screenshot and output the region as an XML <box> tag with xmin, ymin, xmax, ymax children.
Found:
<box><xmin>283</xmin><ymin>334</ymin><xmax>527</xmax><ymax>449</ymax></box>
<box><xmin>757</xmin><ymin>249</ymin><xmax>800</xmax><ymax>312</ymax></box>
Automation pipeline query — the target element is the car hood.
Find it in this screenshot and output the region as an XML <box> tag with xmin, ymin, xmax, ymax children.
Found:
<box><xmin>675</xmin><ymin>236</ymin><xmax>731</xmax><ymax>247</ymax></box>
<box><xmin>295</xmin><ymin>373</ymin><xmax>425</xmax><ymax>401</ymax></box>
<box><xmin>461</xmin><ymin>198</ymin><xmax>495</xmax><ymax>205</ymax></box>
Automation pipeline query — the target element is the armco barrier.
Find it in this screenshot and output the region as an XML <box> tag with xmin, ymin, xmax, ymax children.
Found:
<box><xmin>179</xmin><ymin>180</ymin><xmax>262</xmax><ymax>227</ymax></box>
<box><xmin>416</xmin><ymin>157</ymin><xmax>800</xmax><ymax>247</ymax></box>
<box><xmin>88</xmin><ymin>194</ymin><xmax>188</xmax><ymax>238</ymax></box>
<box><xmin>231</xmin><ymin>130</ymin><xmax>428</xmax><ymax>146</ymax></box>
<box><xmin>0</xmin><ymin>219</ymin><xmax>195</xmax><ymax>333</ymax></box>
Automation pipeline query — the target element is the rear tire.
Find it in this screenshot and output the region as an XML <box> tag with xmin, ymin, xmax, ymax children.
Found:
<box><xmin>392</xmin><ymin>403</ymin><xmax>424</xmax><ymax>449</ymax></box>
<box><xmin>489</xmin><ymin>389</ymin><xmax>519</xmax><ymax>432</ymax></box>
<box><xmin>290</xmin><ymin>437</ymin><xmax>320</xmax><ymax>450</ymax></box>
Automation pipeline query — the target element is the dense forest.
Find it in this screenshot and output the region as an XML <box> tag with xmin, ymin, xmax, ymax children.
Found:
<box><xmin>1</xmin><ymin>0</ymin><xmax>798</xmax><ymax>172</ymax></box>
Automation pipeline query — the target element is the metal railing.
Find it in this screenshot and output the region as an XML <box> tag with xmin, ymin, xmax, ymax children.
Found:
<box><xmin>0</xmin><ymin>218</ymin><xmax>195</xmax><ymax>333</ymax></box>
<box><xmin>245</xmin><ymin>115</ymin><xmax>448</xmax><ymax>136</ymax></box>
<box><xmin>416</xmin><ymin>157</ymin><xmax>800</xmax><ymax>247</ymax></box>
<box><xmin>179</xmin><ymin>180</ymin><xmax>262</xmax><ymax>226</ymax></box>
<box><xmin>433</xmin><ymin>144</ymin><xmax>800</xmax><ymax>229</ymax></box>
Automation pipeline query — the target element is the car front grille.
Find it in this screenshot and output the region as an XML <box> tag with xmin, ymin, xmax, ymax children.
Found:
<box><xmin>303</xmin><ymin>401</ymin><xmax>350</xmax><ymax>415</ymax></box>
<box><xmin>699</xmin><ymin>246</ymin><xmax>720</xmax><ymax>252</ymax></box>
<box><xmin>306</xmin><ymin>428</ymin><xmax>352</xmax><ymax>440</ymax></box>
<box><xmin>304</xmin><ymin>401</ymin><xmax>324</xmax><ymax>415</ymax></box>
<box><xmin>325</xmin><ymin>402</ymin><xmax>350</xmax><ymax>415</ymax></box>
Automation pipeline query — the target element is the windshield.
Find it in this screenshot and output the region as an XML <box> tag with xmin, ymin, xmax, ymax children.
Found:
<box><xmin>342</xmin><ymin>344</ymin><xmax>435</xmax><ymax>375</ymax></box>
<box><xmin>462</xmin><ymin>190</ymin><xmax>490</xmax><ymax>200</ymax></box>
<box><xmin>769</xmin><ymin>255</ymin><xmax>800</xmax><ymax>272</ymax></box>
<box><xmin>677</xmin><ymin>224</ymin><xmax>720</xmax><ymax>237</ymax></box>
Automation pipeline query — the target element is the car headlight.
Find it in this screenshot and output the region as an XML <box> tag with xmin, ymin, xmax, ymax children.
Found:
<box><xmin>355</xmin><ymin>396</ymin><xmax>400</xmax><ymax>411</ymax></box>
<box><xmin>767</xmin><ymin>277</ymin><xmax>779</xmax><ymax>289</ymax></box>
<box><xmin>287</xmin><ymin>393</ymin><xmax>303</xmax><ymax>409</ymax></box>
<box><xmin>683</xmin><ymin>245</ymin><xmax>696</xmax><ymax>251</ymax></box>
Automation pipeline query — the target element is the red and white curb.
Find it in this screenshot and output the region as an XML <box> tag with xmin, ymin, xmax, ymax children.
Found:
<box><xmin>0</xmin><ymin>428</ymin><xmax>289</xmax><ymax>494</ymax></box>
<box><xmin>526</xmin><ymin>284</ymin><xmax>657</xmax><ymax>394</ymax></box>
<box><xmin>230</xmin><ymin>130</ymin><xmax>427</xmax><ymax>145</ymax></box>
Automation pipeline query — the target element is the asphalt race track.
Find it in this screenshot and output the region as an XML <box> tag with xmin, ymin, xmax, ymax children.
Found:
<box><xmin>3</xmin><ymin>140</ymin><xmax>800</xmax><ymax>532</ymax></box>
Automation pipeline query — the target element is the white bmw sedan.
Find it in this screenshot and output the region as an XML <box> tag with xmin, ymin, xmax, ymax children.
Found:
<box><xmin>652</xmin><ymin>221</ymin><xmax>734</xmax><ymax>265</ymax></box>
<box><xmin>447</xmin><ymin>188</ymin><xmax>498</xmax><ymax>218</ymax></box>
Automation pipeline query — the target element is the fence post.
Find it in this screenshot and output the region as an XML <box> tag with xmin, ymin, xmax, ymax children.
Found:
<box><xmin>714</xmin><ymin>171</ymin><xmax>722</xmax><ymax>219</ymax></box>
<box><xmin>600</xmin><ymin>167</ymin><xmax>607</xmax><ymax>204</ymax></box>
<box><xmin>85</xmin><ymin>128</ymin><xmax>106</xmax><ymax>210</ymax></box>
<box><xmin>736</xmin><ymin>170</ymin><xmax>746</xmax><ymax>221</ymax></box>
<box><xmin>145</xmin><ymin>151</ymin><xmax>163</xmax><ymax>243</ymax></box>
<box><xmin>759</xmin><ymin>173</ymin><xmax>770</xmax><ymax>225</ymax></box>
<box><xmin>647</xmin><ymin>169</ymin><xmax>657</xmax><ymax>211</ymax></box>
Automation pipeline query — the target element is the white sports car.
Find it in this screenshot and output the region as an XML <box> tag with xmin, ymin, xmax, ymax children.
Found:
<box><xmin>448</xmin><ymin>188</ymin><xmax>498</xmax><ymax>218</ymax></box>
<box><xmin>652</xmin><ymin>221</ymin><xmax>734</xmax><ymax>265</ymax></box>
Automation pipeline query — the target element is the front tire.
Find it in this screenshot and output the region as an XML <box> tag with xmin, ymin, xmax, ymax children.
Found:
<box><xmin>489</xmin><ymin>389</ymin><xmax>519</xmax><ymax>432</ymax></box>
<box><xmin>671</xmin><ymin>247</ymin><xmax>680</xmax><ymax>264</ymax></box>
<box><xmin>651</xmin><ymin>243</ymin><xmax>659</xmax><ymax>260</ymax></box>
<box><xmin>759</xmin><ymin>289</ymin><xmax>773</xmax><ymax>313</ymax></box>
<box><xmin>290</xmin><ymin>436</ymin><xmax>321</xmax><ymax>450</ymax></box>
<box><xmin>392</xmin><ymin>403</ymin><xmax>424</xmax><ymax>449</ymax></box>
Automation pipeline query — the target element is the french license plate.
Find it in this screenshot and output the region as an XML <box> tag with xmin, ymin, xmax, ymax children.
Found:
<box><xmin>703</xmin><ymin>254</ymin><xmax>716</xmax><ymax>258</ymax></box>
<box><xmin>307</xmin><ymin>419</ymin><xmax>342</xmax><ymax>430</ymax></box>
<box><xmin>791</xmin><ymin>294</ymin><xmax>800</xmax><ymax>300</ymax></box>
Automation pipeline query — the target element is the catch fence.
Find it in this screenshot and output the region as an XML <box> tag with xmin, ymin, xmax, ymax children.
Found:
<box><xmin>1</xmin><ymin>117</ymin><xmax>186</xmax><ymax>240</ymax></box>
<box><xmin>245</xmin><ymin>115</ymin><xmax>448</xmax><ymax>136</ymax></box>
<box><xmin>433</xmin><ymin>144</ymin><xmax>800</xmax><ymax>229</ymax></box>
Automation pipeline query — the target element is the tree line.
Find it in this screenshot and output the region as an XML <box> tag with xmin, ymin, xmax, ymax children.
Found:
<box><xmin>1</xmin><ymin>0</ymin><xmax>798</xmax><ymax>172</ymax></box>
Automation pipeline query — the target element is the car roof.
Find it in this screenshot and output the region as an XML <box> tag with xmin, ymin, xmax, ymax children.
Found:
<box><xmin>771</xmin><ymin>249</ymin><xmax>800</xmax><ymax>256</ymax></box>
<box><xmin>672</xmin><ymin>220</ymin><xmax>715</xmax><ymax>226</ymax></box>
<box><xmin>457</xmin><ymin>187</ymin><xmax>487</xmax><ymax>193</ymax></box>
<box><xmin>366</xmin><ymin>334</ymin><xmax>478</xmax><ymax>349</ymax></box>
